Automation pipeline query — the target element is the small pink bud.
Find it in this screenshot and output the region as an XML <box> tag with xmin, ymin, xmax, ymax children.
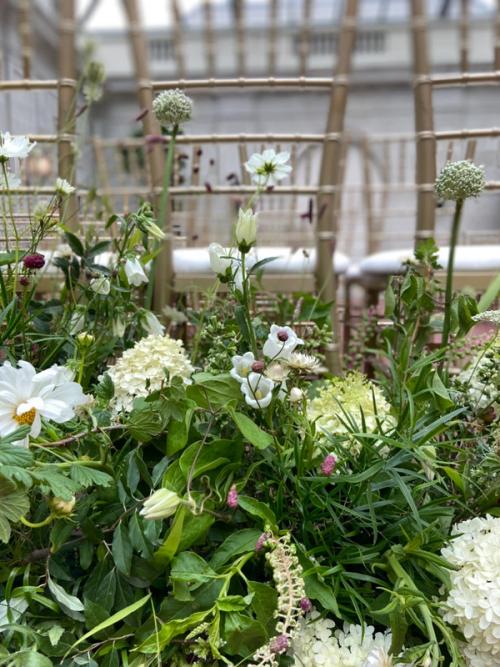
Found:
<box><xmin>300</xmin><ymin>597</ymin><xmax>312</xmax><ymax>613</ymax></box>
<box><xmin>269</xmin><ymin>634</ymin><xmax>290</xmax><ymax>654</ymax></box>
<box><xmin>251</xmin><ymin>360</ymin><xmax>265</xmax><ymax>373</ymax></box>
<box><xmin>320</xmin><ymin>454</ymin><xmax>337</xmax><ymax>476</ymax></box>
<box><xmin>255</xmin><ymin>532</ymin><xmax>270</xmax><ymax>552</ymax></box>
<box><xmin>227</xmin><ymin>484</ymin><xmax>238</xmax><ymax>509</ymax></box>
<box><xmin>19</xmin><ymin>276</ymin><xmax>30</xmax><ymax>287</ymax></box>
<box><xmin>277</xmin><ymin>329</ymin><xmax>289</xmax><ymax>342</ymax></box>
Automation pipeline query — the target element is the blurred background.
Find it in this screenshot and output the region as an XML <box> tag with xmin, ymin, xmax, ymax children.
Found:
<box><xmin>0</xmin><ymin>0</ymin><xmax>499</xmax><ymax>264</ymax></box>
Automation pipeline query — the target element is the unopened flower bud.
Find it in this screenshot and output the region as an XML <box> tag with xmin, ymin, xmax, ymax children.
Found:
<box><xmin>90</xmin><ymin>276</ymin><xmax>110</xmax><ymax>295</ymax></box>
<box><xmin>255</xmin><ymin>532</ymin><xmax>270</xmax><ymax>552</ymax></box>
<box><xmin>227</xmin><ymin>484</ymin><xmax>238</xmax><ymax>509</ymax></box>
<box><xmin>140</xmin><ymin>488</ymin><xmax>180</xmax><ymax>520</ymax></box>
<box><xmin>289</xmin><ymin>387</ymin><xmax>304</xmax><ymax>403</ymax></box>
<box><xmin>235</xmin><ymin>208</ymin><xmax>257</xmax><ymax>251</ymax></box>
<box><xmin>277</xmin><ymin>329</ymin><xmax>289</xmax><ymax>342</ymax></box>
<box><xmin>50</xmin><ymin>496</ymin><xmax>76</xmax><ymax>516</ymax></box>
<box><xmin>269</xmin><ymin>634</ymin><xmax>290</xmax><ymax>654</ymax></box>
<box><xmin>76</xmin><ymin>331</ymin><xmax>94</xmax><ymax>347</ymax></box>
<box><xmin>251</xmin><ymin>360</ymin><xmax>265</xmax><ymax>373</ymax></box>
<box><xmin>300</xmin><ymin>597</ymin><xmax>313</xmax><ymax>613</ymax></box>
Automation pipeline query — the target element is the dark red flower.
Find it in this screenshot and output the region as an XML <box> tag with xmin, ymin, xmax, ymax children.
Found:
<box><xmin>23</xmin><ymin>253</ymin><xmax>45</xmax><ymax>270</ymax></box>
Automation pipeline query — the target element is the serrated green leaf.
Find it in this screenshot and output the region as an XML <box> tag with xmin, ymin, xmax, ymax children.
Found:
<box><xmin>0</xmin><ymin>477</ymin><xmax>30</xmax><ymax>543</ymax></box>
<box><xmin>70</xmin><ymin>464</ymin><xmax>113</xmax><ymax>489</ymax></box>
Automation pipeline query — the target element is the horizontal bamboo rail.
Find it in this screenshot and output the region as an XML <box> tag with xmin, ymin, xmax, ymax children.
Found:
<box><xmin>150</xmin><ymin>77</ymin><xmax>338</xmax><ymax>90</ymax></box>
<box><xmin>0</xmin><ymin>79</ymin><xmax>75</xmax><ymax>90</ymax></box>
<box><xmin>4</xmin><ymin>182</ymin><xmax>500</xmax><ymax>197</ymax></box>
<box><xmin>28</xmin><ymin>133</ymin><xmax>76</xmax><ymax>143</ymax></box>
<box><xmin>423</xmin><ymin>71</ymin><xmax>500</xmax><ymax>87</ymax></box>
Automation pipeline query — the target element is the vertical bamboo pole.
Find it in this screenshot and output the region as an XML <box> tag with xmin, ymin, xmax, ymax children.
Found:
<box><xmin>234</xmin><ymin>0</ymin><xmax>246</xmax><ymax>77</ymax></box>
<box><xmin>316</xmin><ymin>0</ymin><xmax>358</xmax><ymax>373</ymax></box>
<box><xmin>495</xmin><ymin>0</ymin><xmax>500</xmax><ymax>69</ymax></box>
<box><xmin>268</xmin><ymin>0</ymin><xmax>278</xmax><ymax>76</ymax></box>
<box><xmin>122</xmin><ymin>0</ymin><xmax>171</xmax><ymax>311</ymax></box>
<box><xmin>203</xmin><ymin>0</ymin><xmax>216</xmax><ymax>77</ymax></box>
<box><xmin>58</xmin><ymin>0</ymin><xmax>78</xmax><ymax>229</ymax></box>
<box><xmin>298</xmin><ymin>0</ymin><xmax>312</xmax><ymax>77</ymax></box>
<box><xmin>410</xmin><ymin>0</ymin><xmax>436</xmax><ymax>246</ymax></box>
<box><xmin>169</xmin><ymin>0</ymin><xmax>186</xmax><ymax>79</ymax></box>
<box><xmin>18</xmin><ymin>0</ymin><xmax>32</xmax><ymax>79</ymax></box>
<box><xmin>459</xmin><ymin>0</ymin><xmax>469</xmax><ymax>72</ymax></box>
<box><xmin>361</xmin><ymin>138</ymin><xmax>377</xmax><ymax>255</ymax></box>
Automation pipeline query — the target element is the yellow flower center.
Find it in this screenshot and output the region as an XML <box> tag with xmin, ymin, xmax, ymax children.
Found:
<box><xmin>14</xmin><ymin>407</ymin><xmax>36</xmax><ymax>426</ymax></box>
<box><xmin>240</xmin><ymin>366</ymin><xmax>249</xmax><ymax>377</ymax></box>
<box><xmin>255</xmin><ymin>390</ymin><xmax>263</xmax><ymax>400</ymax></box>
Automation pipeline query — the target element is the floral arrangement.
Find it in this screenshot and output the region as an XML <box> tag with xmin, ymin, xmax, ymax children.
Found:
<box><xmin>0</xmin><ymin>90</ymin><xmax>498</xmax><ymax>667</ymax></box>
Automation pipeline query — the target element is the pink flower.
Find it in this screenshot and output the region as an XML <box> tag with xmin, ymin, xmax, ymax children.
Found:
<box><xmin>227</xmin><ymin>484</ymin><xmax>238</xmax><ymax>509</ymax></box>
<box><xmin>269</xmin><ymin>634</ymin><xmax>290</xmax><ymax>654</ymax></box>
<box><xmin>320</xmin><ymin>454</ymin><xmax>337</xmax><ymax>476</ymax></box>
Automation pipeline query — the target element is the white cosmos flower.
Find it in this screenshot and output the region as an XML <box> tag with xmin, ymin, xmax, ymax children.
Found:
<box><xmin>244</xmin><ymin>149</ymin><xmax>292</xmax><ymax>187</ymax></box>
<box><xmin>55</xmin><ymin>178</ymin><xmax>76</xmax><ymax>196</ymax></box>
<box><xmin>231</xmin><ymin>352</ymin><xmax>255</xmax><ymax>383</ymax></box>
<box><xmin>0</xmin><ymin>132</ymin><xmax>36</xmax><ymax>161</ymax></box>
<box><xmin>0</xmin><ymin>361</ymin><xmax>88</xmax><ymax>447</ymax></box>
<box><xmin>124</xmin><ymin>256</ymin><xmax>148</xmax><ymax>287</ymax></box>
<box><xmin>263</xmin><ymin>325</ymin><xmax>304</xmax><ymax>361</ymax></box>
<box><xmin>241</xmin><ymin>372</ymin><xmax>274</xmax><ymax>409</ymax></box>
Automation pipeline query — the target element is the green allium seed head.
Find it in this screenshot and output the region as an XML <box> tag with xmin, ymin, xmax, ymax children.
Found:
<box><xmin>152</xmin><ymin>89</ymin><xmax>193</xmax><ymax>127</ymax></box>
<box><xmin>435</xmin><ymin>160</ymin><xmax>486</xmax><ymax>201</ymax></box>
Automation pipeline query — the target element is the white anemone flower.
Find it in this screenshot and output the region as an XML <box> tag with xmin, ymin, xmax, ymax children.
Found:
<box><xmin>241</xmin><ymin>372</ymin><xmax>274</xmax><ymax>409</ymax></box>
<box><xmin>231</xmin><ymin>352</ymin><xmax>255</xmax><ymax>383</ymax></box>
<box><xmin>0</xmin><ymin>133</ymin><xmax>36</xmax><ymax>161</ymax></box>
<box><xmin>0</xmin><ymin>361</ymin><xmax>88</xmax><ymax>447</ymax></box>
<box><xmin>263</xmin><ymin>325</ymin><xmax>304</xmax><ymax>361</ymax></box>
<box><xmin>124</xmin><ymin>256</ymin><xmax>149</xmax><ymax>287</ymax></box>
<box><xmin>244</xmin><ymin>149</ymin><xmax>292</xmax><ymax>187</ymax></box>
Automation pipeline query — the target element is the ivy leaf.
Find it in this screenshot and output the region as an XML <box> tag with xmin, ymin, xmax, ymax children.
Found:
<box><xmin>0</xmin><ymin>477</ymin><xmax>30</xmax><ymax>543</ymax></box>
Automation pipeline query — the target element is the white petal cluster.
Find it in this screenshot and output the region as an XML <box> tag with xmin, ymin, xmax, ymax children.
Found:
<box><xmin>105</xmin><ymin>334</ymin><xmax>193</xmax><ymax>413</ymax></box>
<box><xmin>456</xmin><ymin>342</ymin><xmax>499</xmax><ymax>412</ymax></box>
<box><xmin>241</xmin><ymin>372</ymin><xmax>275</xmax><ymax>409</ymax></box>
<box><xmin>55</xmin><ymin>177</ymin><xmax>76</xmax><ymax>196</ymax></box>
<box><xmin>152</xmin><ymin>89</ymin><xmax>193</xmax><ymax>126</ymax></box>
<box><xmin>441</xmin><ymin>515</ymin><xmax>500</xmax><ymax>663</ymax></box>
<box><xmin>308</xmin><ymin>372</ymin><xmax>394</xmax><ymax>441</ymax></box>
<box><xmin>245</xmin><ymin>149</ymin><xmax>292</xmax><ymax>187</ymax></box>
<box><xmin>435</xmin><ymin>160</ymin><xmax>485</xmax><ymax>201</ymax></box>
<box><xmin>263</xmin><ymin>325</ymin><xmax>303</xmax><ymax>361</ymax></box>
<box><xmin>0</xmin><ymin>132</ymin><xmax>36</xmax><ymax>161</ymax></box>
<box><xmin>0</xmin><ymin>361</ymin><xmax>88</xmax><ymax>447</ymax></box>
<box><xmin>290</xmin><ymin>613</ymin><xmax>403</xmax><ymax>667</ymax></box>
<box><xmin>472</xmin><ymin>310</ymin><xmax>500</xmax><ymax>325</ymax></box>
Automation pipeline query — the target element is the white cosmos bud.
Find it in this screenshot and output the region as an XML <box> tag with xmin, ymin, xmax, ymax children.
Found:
<box><xmin>289</xmin><ymin>387</ymin><xmax>304</xmax><ymax>403</ymax></box>
<box><xmin>235</xmin><ymin>208</ymin><xmax>257</xmax><ymax>251</ymax></box>
<box><xmin>140</xmin><ymin>488</ymin><xmax>181</xmax><ymax>520</ymax></box>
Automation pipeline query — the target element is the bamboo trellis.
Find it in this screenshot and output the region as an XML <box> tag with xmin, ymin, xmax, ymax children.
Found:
<box><xmin>411</xmin><ymin>0</ymin><xmax>500</xmax><ymax>246</ymax></box>
<box><xmin>120</xmin><ymin>0</ymin><xmax>360</xmax><ymax>372</ymax></box>
<box><xmin>0</xmin><ymin>0</ymin><xmax>78</xmax><ymax>233</ymax></box>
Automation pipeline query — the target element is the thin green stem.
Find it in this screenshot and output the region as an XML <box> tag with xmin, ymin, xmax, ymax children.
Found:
<box><xmin>441</xmin><ymin>198</ymin><xmax>463</xmax><ymax>354</ymax></box>
<box><xmin>145</xmin><ymin>126</ymin><xmax>179</xmax><ymax>310</ymax></box>
<box><xmin>240</xmin><ymin>251</ymin><xmax>258</xmax><ymax>356</ymax></box>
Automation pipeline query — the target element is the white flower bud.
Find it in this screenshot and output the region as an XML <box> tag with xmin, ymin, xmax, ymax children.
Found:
<box><xmin>50</xmin><ymin>496</ymin><xmax>76</xmax><ymax>516</ymax></box>
<box><xmin>140</xmin><ymin>488</ymin><xmax>181</xmax><ymax>520</ymax></box>
<box><xmin>124</xmin><ymin>256</ymin><xmax>148</xmax><ymax>287</ymax></box>
<box><xmin>90</xmin><ymin>276</ymin><xmax>110</xmax><ymax>295</ymax></box>
<box><xmin>235</xmin><ymin>208</ymin><xmax>258</xmax><ymax>250</ymax></box>
<box><xmin>289</xmin><ymin>387</ymin><xmax>304</xmax><ymax>403</ymax></box>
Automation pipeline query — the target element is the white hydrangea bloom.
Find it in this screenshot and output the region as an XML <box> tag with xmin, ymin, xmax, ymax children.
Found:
<box><xmin>441</xmin><ymin>515</ymin><xmax>500</xmax><ymax>662</ymax></box>
<box><xmin>290</xmin><ymin>613</ymin><xmax>404</xmax><ymax>667</ymax></box>
<box><xmin>105</xmin><ymin>334</ymin><xmax>193</xmax><ymax>413</ymax></box>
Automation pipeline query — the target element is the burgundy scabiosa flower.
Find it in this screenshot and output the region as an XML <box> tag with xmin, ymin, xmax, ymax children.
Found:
<box><xmin>23</xmin><ymin>253</ymin><xmax>45</xmax><ymax>270</ymax></box>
